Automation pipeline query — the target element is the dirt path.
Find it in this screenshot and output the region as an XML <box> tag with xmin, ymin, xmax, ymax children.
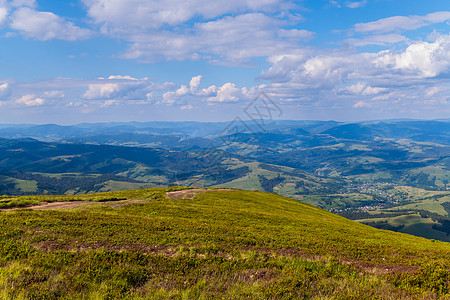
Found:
<box><xmin>0</xmin><ymin>189</ymin><xmax>235</xmax><ymax>211</ymax></box>
<box><xmin>166</xmin><ymin>188</ymin><xmax>235</xmax><ymax>200</ymax></box>
<box><xmin>0</xmin><ymin>199</ymin><xmax>148</xmax><ymax>212</ymax></box>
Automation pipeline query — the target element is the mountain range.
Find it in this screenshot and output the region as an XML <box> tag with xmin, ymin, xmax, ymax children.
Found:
<box><xmin>1</xmin><ymin>119</ymin><xmax>450</xmax><ymax>242</ymax></box>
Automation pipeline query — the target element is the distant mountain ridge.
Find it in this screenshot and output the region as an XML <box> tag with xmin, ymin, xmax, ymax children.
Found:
<box><xmin>1</xmin><ymin>119</ymin><xmax>450</xmax><ymax>242</ymax></box>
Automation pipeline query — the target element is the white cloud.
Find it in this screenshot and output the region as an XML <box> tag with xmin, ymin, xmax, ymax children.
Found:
<box><xmin>0</xmin><ymin>2</ymin><xmax>7</xmax><ymax>25</ymax></box>
<box><xmin>189</xmin><ymin>75</ymin><xmax>202</xmax><ymax>93</ymax></box>
<box><xmin>206</xmin><ymin>83</ymin><xmax>241</xmax><ymax>103</ymax></box>
<box><xmin>100</xmin><ymin>100</ymin><xmax>119</xmax><ymax>107</ymax></box>
<box><xmin>362</xmin><ymin>86</ymin><xmax>388</xmax><ymax>95</ymax></box>
<box><xmin>346</xmin><ymin>1</ymin><xmax>367</xmax><ymax>8</ymax></box>
<box><xmin>339</xmin><ymin>82</ymin><xmax>387</xmax><ymax>95</ymax></box>
<box><xmin>107</xmin><ymin>75</ymin><xmax>139</xmax><ymax>80</ymax></box>
<box><xmin>254</xmin><ymin>33</ymin><xmax>450</xmax><ymax>115</ymax></box>
<box><xmin>353</xmin><ymin>101</ymin><xmax>371</xmax><ymax>108</ymax></box>
<box><xmin>423</xmin><ymin>11</ymin><xmax>450</xmax><ymax>23</ymax></box>
<box><xmin>81</xmin><ymin>76</ymin><xmax>163</xmax><ymax>100</ymax></box>
<box><xmin>15</xmin><ymin>94</ymin><xmax>45</xmax><ymax>106</ymax></box>
<box><xmin>82</xmin><ymin>83</ymin><xmax>121</xmax><ymax>99</ymax></box>
<box><xmin>161</xmin><ymin>80</ymin><xmax>202</xmax><ymax>105</ymax></box>
<box><xmin>330</xmin><ymin>0</ymin><xmax>366</xmax><ymax>9</ymax></box>
<box><xmin>122</xmin><ymin>13</ymin><xmax>314</xmax><ymax>63</ymax></box>
<box><xmin>83</xmin><ymin>0</ymin><xmax>288</xmax><ymax>33</ymax></box>
<box><xmin>163</xmin><ymin>75</ymin><xmax>203</xmax><ymax>104</ymax></box>
<box><xmin>375</xmin><ymin>35</ymin><xmax>450</xmax><ymax>78</ymax></box>
<box><xmin>262</xmin><ymin>51</ymin><xmax>364</xmax><ymax>90</ymax></box>
<box><xmin>0</xmin><ymin>82</ymin><xmax>9</xmax><ymax>97</ymax></box>
<box><xmin>42</xmin><ymin>90</ymin><xmax>65</xmax><ymax>99</ymax></box>
<box><xmin>162</xmin><ymin>85</ymin><xmax>189</xmax><ymax>104</ymax></box>
<box><xmin>354</xmin><ymin>11</ymin><xmax>450</xmax><ymax>33</ymax></box>
<box><xmin>425</xmin><ymin>86</ymin><xmax>446</xmax><ymax>97</ymax></box>
<box><xmin>199</xmin><ymin>85</ymin><xmax>217</xmax><ymax>96</ymax></box>
<box><xmin>80</xmin><ymin>0</ymin><xmax>310</xmax><ymax>63</ymax></box>
<box><xmin>161</xmin><ymin>75</ymin><xmax>254</xmax><ymax>105</ymax></box>
<box><xmin>261</xmin><ymin>34</ymin><xmax>450</xmax><ymax>98</ymax></box>
<box><xmin>279</xmin><ymin>29</ymin><xmax>314</xmax><ymax>39</ymax></box>
<box><xmin>10</xmin><ymin>7</ymin><xmax>93</xmax><ymax>41</ymax></box>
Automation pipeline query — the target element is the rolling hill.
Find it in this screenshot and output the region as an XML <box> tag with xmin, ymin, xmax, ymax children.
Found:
<box><xmin>0</xmin><ymin>188</ymin><xmax>449</xmax><ymax>298</ymax></box>
<box><xmin>1</xmin><ymin>119</ymin><xmax>450</xmax><ymax>243</ymax></box>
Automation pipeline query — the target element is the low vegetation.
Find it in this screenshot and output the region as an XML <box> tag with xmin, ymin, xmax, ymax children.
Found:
<box><xmin>0</xmin><ymin>188</ymin><xmax>449</xmax><ymax>298</ymax></box>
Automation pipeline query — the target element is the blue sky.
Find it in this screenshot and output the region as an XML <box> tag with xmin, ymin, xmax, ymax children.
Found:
<box><xmin>0</xmin><ymin>0</ymin><xmax>449</xmax><ymax>124</ymax></box>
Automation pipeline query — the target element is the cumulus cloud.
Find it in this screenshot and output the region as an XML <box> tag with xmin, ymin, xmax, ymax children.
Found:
<box><xmin>0</xmin><ymin>0</ymin><xmax>36</xmax><ymax>26</ymax></box>
<box><xmin>262</xmin><ymin>34</ymin><xmax>450</xmax><ymax>95</ymax></box>
<box><xmin>162</xmin><ymin>85</ymin><xmax>189</xmax><ymax>105</ymax></box>
<box><xmin>189</xmin><ymin>75</ymin><xmax>202</xmax><ymax>93</ymax></box>
<box><xmin>339</xmin><ymin>82</ymin><xmax>387</xmax><ymax>95</ymax></box>
<box><xmin>163</xmin><ymin>75</ymin><xmax>210</xmax><ymax>104</ymax></box>
<box><xmin>375</xmin><ymin>35</ymin><xmax>450</xmax><ymax>78</ymax></box>
<box><xmin>3</xmin><ymin>76</ymin><xmax>179</xmax><ymax>110</ymax></box>
<box><xmin>254</xmin><ymin>33</ymin><xmax>450</xmax><ymax>115</ymax></box>
<box><xmin>10</xmin><ymin>7</ymin><xmax>92</xmax><ymax>41</ymax></box>
<box><xmin>15</xmin><ymin>94</ymin><xmax>45</xmax><ymax>106</ymax></box>
<box><xmin>81</xmin><ymin>75</ymin><xmax>166</xmax><ymax>101</ymax></box>
<box><xmin>82</xmin><ymin>83</ymin><xmax>121</xmax><ymax>99</ymax></box>
<box><xmin>121</xmin><ymin>13</ymin><xmax>314</xmax><ymax>63</ymax></box>
<box><xmin>80</xmin><ymin>0</ymin><xmax>310</xmax><ymax>63</ymax></box>
<box><xmin>261</xmin><ymin>51</ymin><xmax>364</xmax><ymax>90</ymax></box>
<box><xmin>206</xmin><ymin>83</ymin><xmax>241</xmax><ymax>103</ymax></box>
<box><xmin>161</xmin><ymin>75</ymin><xmax>256</xmax><ymax>105</ymax></box>
<box><xmin>0</xmin><ymin>82</ymin><xmax>9</xmax><ymax>98</ymax></box>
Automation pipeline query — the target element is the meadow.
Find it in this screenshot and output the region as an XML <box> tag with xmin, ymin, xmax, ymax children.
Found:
<box><xmin>0</xmin><ymin>188</ymin><xmax>449</xmax><ymax>298</ymax></box>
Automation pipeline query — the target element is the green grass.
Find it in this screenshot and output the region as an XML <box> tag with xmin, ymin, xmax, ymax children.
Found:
<box><xmin>357</xmin><ymin>214</ymin><xmax>450</xmax><ymax>241</ymax></box>
<box><xmin>0</xmin><ymin>175</ymin><xmax>37</xmax><ymax>193</ymax></box>
<box><xmin>0</xmin><ymin>188</ymin><xmax>449</xmax><ymax>298</ymax></box>
<box><xmin>0</xmin><ymin>188</ymin><xmax>166</xmax><ymax>209</ymax></box>
<box><xmin>98</xmin><ymin>180</ymin><xmax>158</xmax><ymax>192</ymax></box>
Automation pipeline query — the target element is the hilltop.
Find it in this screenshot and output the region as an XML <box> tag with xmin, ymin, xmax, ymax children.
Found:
<box><xmin>0</xmin><ymin>188</ymin><xmax>449</xmax><ymax>298</ymax></box>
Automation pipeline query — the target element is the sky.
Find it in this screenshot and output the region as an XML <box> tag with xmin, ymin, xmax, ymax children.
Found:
<box><xmin>0</xmin><ymin>0</ymin><xmax>450</xmax><ymax>124</ymax></box>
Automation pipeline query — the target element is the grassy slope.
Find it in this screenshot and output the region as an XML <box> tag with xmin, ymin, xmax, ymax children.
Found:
<box><xmin>0</xmin><ymin>188</ymin><xmax>449</xmax><ymax>299</ymax></box>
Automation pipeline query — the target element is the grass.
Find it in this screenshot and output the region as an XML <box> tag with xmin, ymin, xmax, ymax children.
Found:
<box><xmin>396</xmin><ymin>200</ymin><xmax>449</xmax><ymax>216</ymax></box>
<box><xmin>98</xmin><ymin>180</ymin><xmax>158</xmax><ymax>192</ymax></box>
<box><xmin>0</xmin><ymin>188</ymin><xmax>166</xmax><ymax>209</ymax></box>
<box><xmin>0</xmin><ymin>175</ymin><xmax>37</xmax><ymax>193</ymax></box>
<box><xmin>0</xmin><ymin>188</ymin><xmax>449</xmax><ymax>298</ymax></box>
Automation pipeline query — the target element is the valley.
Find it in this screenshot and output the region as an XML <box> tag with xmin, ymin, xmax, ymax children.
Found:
<box><xmin>1</xmin><ymin>119</ymin><xmax>450</xmax><ymax>242</ymax></box>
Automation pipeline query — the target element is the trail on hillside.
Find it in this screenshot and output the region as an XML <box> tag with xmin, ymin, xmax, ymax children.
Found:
<box><xmin>165</xmin><ymin>188</ymin><xmax>235</xmax><ymax>199</ymax></box>
<box><xmin>0</xmin><ymin>199</ymin><xmax>149</xmax><ymax>211</ymax></box>
<box><xmin>0</xmin><ymin>189</ymin><xmax>236</xmax><ymax>211</ymax></box>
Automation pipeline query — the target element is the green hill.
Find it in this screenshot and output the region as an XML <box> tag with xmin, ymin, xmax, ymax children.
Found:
<box><xmin>1</xmin><ymin>188</ymin><xmax>449</xmax><ymax>299</ymax></box>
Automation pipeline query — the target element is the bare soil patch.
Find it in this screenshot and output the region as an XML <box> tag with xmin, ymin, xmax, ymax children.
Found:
<box><xmin>0</xmin><ymin>199</ymin><xmax>149</xmax><ymax>211</ymax></box>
